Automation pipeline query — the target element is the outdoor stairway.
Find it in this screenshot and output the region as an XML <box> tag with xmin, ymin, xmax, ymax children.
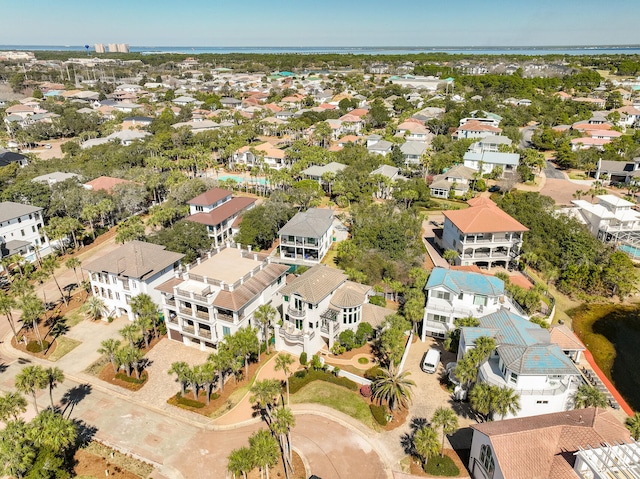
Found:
<box><xmin>582</xmin><ymin>367</ymin><xmax>620</xmax><ymax>410</ymax></box>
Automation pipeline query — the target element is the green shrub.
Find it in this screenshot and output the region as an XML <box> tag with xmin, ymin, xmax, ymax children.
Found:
<box><xmin>358</xmin><ymin>357</ymin><xmax>369</xmax><ymax>365</ymax></box>
<box><xmin>26</xmin><ymin>340</ymin><xmax>50</xmax><ymax>353</ymax></box>
<box><xmin>331</xmin><ymin>343</ymin><xmax>346</xmax><ymax>355</ymax></box>
<box><xmin>332</xmin><ymin>366</ymin><xmax>341</xmax><ymax>377</ymax></box>
<box><xmin>299</xmin><ymin>352</ymin><xmax>307</xmax><ymax>365</ymax></box>
<box><xmin>370</xmin><ymin>404</ymin><xmax>388</xmax><ymax>425</ymax></box>
<box><xmin>423</xmin><ymin>455</ymin><xmax>460</xmax><ymax>476</ymax></box>
<box><xmin>364</xmin><ymin>366</ymin><xmax>383</xmax><ymax>380</ymax></box>
<box><xmin>175</xmin><ymin>392</ymin><xmax>205</xmax><ymax>408</ymax></box>
<box><xmin>355</xmin><ymin>322</ymin><xmax>374</xmax><ymax>345</ymax></box>
<box><xmin>339</xmin><ymin>330</ymin><xmax>357</xmax><ymax>350</ymax></box>
<box><xmin>289</xmin><ymin>369</ymin><xmax>358</xmax><ymax>394</ymax></box>
<box><xmin>368</xmin><ymin>295</ymin><xmax>386</xmax><ymax>307</ymax></box>
<box><xmin>115</xmin><ymin>372</ymin><xmax>147</xmax><ymax>384</ymax></box>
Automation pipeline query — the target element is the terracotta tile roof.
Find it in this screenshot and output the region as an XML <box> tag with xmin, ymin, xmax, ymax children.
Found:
<box><xmin>155</xmin><ymin>277</ymin><xmax>184</xmax><ymax>294</ymax></box>
<box><xmin>572</xmin><ymin>122</ymin><xmax>612</xmax><ymax>131</ymax></box>
<box><xmin>318</xmin><ymin>103</ymin><xmax>336</xmax><ymax>109</ymax></box>
<box><xmin>339</xmin><ymin>114</ymin><xmax>363</xmax><ymax>122</ymax></box>
<box><xmin>263</xmin><ymin>103</ymin><xmax>283</xmax><ymax>113</ymax></box>
<box><xmin>348</xmin><ymin>108</ymin><xmax>369</xmax><ymax>117</ymax></box>
<box><xmin>84</xmin><ymin>176</ymin><xmax>134</xmax><ymax>194</ymax></box>
<box><xmin>549</xmin><ymin>325</ymin><xmax>585</xmax><ymax>351</ymax></box>
<box><xmin>444</xmin><ymin>198</ymin><xmax>528</xmax><ymax>234</ymax></box>
<box><xmin>472</xmin><ymin>408</ymin><xmax>630</xmax><ymax>479</ymax></box>
<box><xmin>213</xmin><ymin>263</ymin><xmax>289</xmax><ymax>311</ymax></box>
<box><xmin>186</xmin><ymin>196</ymin><xmax>256</xmax><ymax>227</ymax></box>
<box><xmin>457</xmin><ymin>120</ymin><xmax>502</xmax><ymax>132</ymax></box>
<box><xmin>188</xmin><ymin>188</ymin><xmax>232</xmax><ymax>207</ymax></box>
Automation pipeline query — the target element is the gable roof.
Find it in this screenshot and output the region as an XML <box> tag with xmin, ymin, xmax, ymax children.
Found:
<box><xmin>426</xmin><ymin>267</ymin><xmax>504</xmax><ymax>296</ymax></box>
<box><xmin>471</xmin><ymin>408</ymin><xmax>630</xmax><ymax>479</ymax></box>
<box><xmin>444</xmin><ymin>198</ymin><xmax>528</xmax><ymax>234</ymax></box>
<box><xmin>186</xmin><ymin>196</ymin><xmax>255</xmax><ymax>227</ymax></box>
<box><xmin>188</xmin><ymin>188</ymin><xmax>232</xmax><ymax>207</ymax></box>
<box><xmin>279</xmin><ymin>265</ymin><xmax>347</xmax><ymax>304</ymax></box>
<box><xmin>0</xmin><ymin>149</ymin><xmax>28</xmax><ymax>167</ymax></box>
<box><xmin>83</xmin><ymin>241</ymin><xmax>184</xmax><ymax>280</ymax></box>
<box><xmin>0</xmin><ymin>202</ymin><xmax>42</xmax><ymax>223</ymax></box>
<box><xmin>84</xmin><ymin>176</ymin><xmax>134</xmax><ymax>193</ymax></box>
<box><xmin>279</xmin><ymin>208</ymin><xmax>334</xmax><ymax>238</ymax></box>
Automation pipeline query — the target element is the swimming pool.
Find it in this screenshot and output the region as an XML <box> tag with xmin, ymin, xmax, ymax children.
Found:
<box><xmin>217</xmin><ymin>174</ymin><xmax>268</xmax><ymax>186</ymax></box>
<box><xmin>618</xmin><ymin>243</ymin><xmax>640</xmax><ymax>259</ymax></box>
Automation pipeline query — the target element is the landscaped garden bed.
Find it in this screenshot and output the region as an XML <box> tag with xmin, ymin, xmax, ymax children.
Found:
<box><xmin>98</xmin><ymin>363</ymin><xmax>149</xmax><ymax>391</ymax></box>
<box><xmin>75</xmin><ymin>441</ymin><xmax>155</xmax><ymax>478</ymax></box>
<box><xmin>408</xmin><ymin>450</ymin><xmax>464</xmax><ymax>477</ymax></box>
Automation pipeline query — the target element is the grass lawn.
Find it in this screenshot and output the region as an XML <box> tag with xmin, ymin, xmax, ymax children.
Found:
<box><xmin>64</xmin><ymin>309</ymin><xmax>85</xmax><ymax>328</ymax></box>
<box><xmin>290</xmin><ymin>381</ymin><xmax>380</xmax><ymax>431</ymax></box>
<box><xmin>321</xmin><ymin>247</ymin><xmax>339</xmax><ymax>268</ymax></box>
<box><xmin>48</xmin><ymin>337</ymin><xmax>81</xmax><ymax>361</ymax></box>
<box><xmin>424</xmin><ymin>455</ymin><xmax>460</xmax><ymax>476</ymax></box>
<box><xmin>524</xmin><ymin>268</ymin><xmax>580</xmax><ymax>327</ymax></box>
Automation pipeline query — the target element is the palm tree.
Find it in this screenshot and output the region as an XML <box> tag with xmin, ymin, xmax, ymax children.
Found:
<box><xmin>431</xmin><ymin>407</ymin><xmax>459</xmax><ymax>456</ymax></box>
<box><xmin>493</xmin><ymin>386</ymin><xmax>521</xmax><ymax>420</ymax></box>
<box><xmin>228</xmin><ymin>447</ymin><xmax>254</xmax><ymax>479</ymax></box>
<box><xmin>0</xmin><ymin>419</ymin><xmax>34</xmax><ymax>479</ymax></box>
<box><xmin>65</xmin><ymin>257</ymin><xmax>83</xmax><ymax>286</ymax></box>
<box><xmin>98</xmin><ymin>339</ymin><xmax>120</xmax><ymax>373</ymax></box>
<box><xmin>31</xmin><ymin>269</ymin><xmax>50</xmax><ymax>318</ymax></box>
<box><xmin>120</xmin><ymin>323</ymin><xmax>139</xmax><ymax>348</ymax></box>
<box><xmin>0</xmin><ymin>391</ymin><xmax>27</xmax><ymax>422</ymax></box>
<box><xmin>454</xmin><ymin>356</ymin><xmax>479</xmax><ymax>390</ymax></box>
<box><xmin>274</xmin><ymin>353</ymin><xmax>295</xmax><ymax>405</ymax></box>
<box><xmin>250</xmin><ymin>379</ymin><xmax>282</xmax><ymax>426</ymax></box>
<box><xmin>15</xmin><ymin>365</ymin><xmax>48</xmax><ymax>414</ymax></box>
<box><xmin>371</xmin><ymin>363</ymin><xmax>416</xmax><ymax>411</ymax></box>
<box><xmin>29</xmin><ymin>410</ymin><xmax>77</xmax><ymax>453</ymax></box>
<box><xmin>135</xmin><ymin>315</ymin><xmax>153</xmax><ymax>349</ymax></box>
<box><xmin>626</xmin><ymin>412</ymin><xmax>640</xmax><ymax>440</ymax></box>
<box><xmin>9</xmin><ymin>275</ymin><xmax>34</xmax><ymax>299</ymax></box>
<box><xmin>41</xmin><ymin>255</ymin><xmax>68</xmax><ymax>307</ymax></box>
<box><xmin>168</xmin><ymin>361</ymin><xmax>191</xmax><ymax>396</ymax></box>
<box><xmin>271</xmin><ymin>406</ymin><xmax>296</xmax><ymax>478</ymax></box>
<box><xmin>18</xmin><ymin>293</ymin><xmax>45</xmax><ymax>348</ymax></box>
<box><xmin>413</xmin><ymin>426</ymin><xmax>440</xmax><ymax>470</ymax></box>
<box><xmin>0</xmin><ymin>289</ymin><xmax>19</xmax><ymax>341</ymax></box>
<box><xmin>254</xmin><ymin>304</ymin><xmax>277</xmax><ymax>356</ymax></box>
<box><xmin>469</xmin><ymin>382</ymin><xmax>494</xmax><ymax>422</ymax></box>
<box><xmin>44</xmin><ymin>367</ymin><xmax>65</xmax><ymax>409</ymax></box>
<box><xmin>199</xmin><ymin>362</ymin><xmax>217</xmax><ymax>405</ymax></box>
<box><xmin>117</xmin><ymin>346</ymin><xmax>143</xmax><ymax>378</ymax></box>
<box><xmin>573</xmin><ymin>384</ymin><xmax>608</xmax><ymax>409</ymax></box>
<box><xmin>85</xmin><ymin>295</ymin><xmax>107</xmax><ymax>321</ymax></box>
<box><xmin>209</xmin><ymin>344</ymin><xmax>234</xmax><ymax>392</ymax></box>
<box><xmin>443</xmin><ymin>249</ymin><xmax>458</xmax><ymax>265</ymax></box>
<box><xmin>130</xmin><ymin>293</ymin><xmax>158</xmax><ymax>339</ymax></box>
<box><xmin>249</xmin><ymin>429</ymin><xmax>280</xmax><ymax>479</ymax></box>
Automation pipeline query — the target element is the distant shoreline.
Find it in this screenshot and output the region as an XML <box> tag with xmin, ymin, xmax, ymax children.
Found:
<box><xmin>2</xmin><ymin>45</ymin><xmax>640</xmax><ymax>56</ymax></box>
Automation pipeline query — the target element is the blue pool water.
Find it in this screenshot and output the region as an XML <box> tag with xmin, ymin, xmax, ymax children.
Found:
<box><xmin>217</xmin><ymin>174</ymin><xmax>268</xmax><ymax>186</ymax></box>
<box><xmin>618</xmin><ymin>244</ymin><xmax>640</xmax><ymax>258</ymax></box>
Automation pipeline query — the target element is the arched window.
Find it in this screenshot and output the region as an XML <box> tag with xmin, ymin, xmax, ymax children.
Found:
<box><xmin>480</xmin><ymin>444</ymin><xmax>495</xmax><ymax>474</ymax></box>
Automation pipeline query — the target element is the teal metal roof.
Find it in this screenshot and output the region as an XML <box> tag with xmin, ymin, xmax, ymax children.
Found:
<box><xmin>425</xmin><ymin>268</ymin><xmax>504</xmax><ymax>296</ymax></box>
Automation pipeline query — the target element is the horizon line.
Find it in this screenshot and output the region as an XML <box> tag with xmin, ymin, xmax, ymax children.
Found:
<box><xmin>2</xmin><ymin>44</ymin><xmax>640</xmax><ymax>49</ymax></box>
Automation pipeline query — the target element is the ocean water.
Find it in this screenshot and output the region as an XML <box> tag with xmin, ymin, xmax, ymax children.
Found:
<box><xmin>2</xmin><ymin>45</ymin><xmax>640</xmax><ymax>56</ymax></box>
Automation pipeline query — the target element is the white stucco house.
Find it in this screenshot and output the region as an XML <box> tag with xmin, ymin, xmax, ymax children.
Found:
<box><xmin>0</xmin><ymin>202</ymin><xmax>51</xmax><ymax>264</ymax></box>
<box><xmin>278</xmin><ymin>208</ymin><xmax>334</xmax><ymax>264</ymax></box>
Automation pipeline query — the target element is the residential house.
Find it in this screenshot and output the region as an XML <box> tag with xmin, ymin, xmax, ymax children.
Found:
<box><xmin>453</xmin><ymin>120</ymin><xmax>503</xmax><ymax>140</ymax></box>
<box><xmin>219</xmin><ymin>97</ymin><xmax>242</xmax><ymax>110</ymax></box>
<box><xmin>366</xmin><ymin>135</ymin><xmax>393</xmax><ymax>155</ymax></box>
<box><xmin>339</xmin><ymin>114</ymin><xmax>364</xmax><ymax>134</ymax></box>
<box><xmin>300</xmin><ymin>162</ymin><xmax>347</xmax><ymax>185</ymax></box>
<box><xmin>469</xmin><ymin>135</ymin><xmax>512</xmax><ymax>152</ymax></box>
<box><xmin>278</xmin><ymin>208</ymin><xmax>334</xmax><ymax>264</ymax></box>
<box><xmin>232</xmin><ymin>143</ymin><xmax>287</xmax><ymax>170</ymax></box>
<box><xmin>185</xmin><ymin>188</ymin><xmax>256</xmax><ymax>247</ymax></box>
<box><xmin>429</xmin><ymin>165</ymin><xmax>476</xmax><ymax>198</ymax></box>
<box><xmin>0</xmin><ymin>202</ymin><xmax>51</xmax><ymax>263</ymax></box>
<box><xmin>370</xmin><ymin>165</ymin><xmax>405</xmax><ymax>199</ymax></box>
<box><xmin>594</xmin><ymin>157</ymin><xmax>640</xmax><ymax>183</ymax></box>
<box><xmin>32</xmin><ymin>172</ymin><xmax>82</xmax><ymax>186</ymax></box>
<box><xmin>437</xmin><ymin>197</ymin><xmax>528</xmax><ymax>269</ymax></box>
<box><xmin>0</xmin><ymin>150</ymin><xmax>29</xmax><ymax>168</ymax></box>
<box><xmin>81</xmin><ymin>130</ymin><xmax>151</xmax><ymax>149</ymax></box>
<box><xmin>397</xmin><ymin>121</ymin><xmax>432</xmax><ymax>142</ymax></box>
<box><xmin>463</xmin><ymin>150</ymin><xmax>520</xmax><ymax>177</ymax></box>
<box><xmin>275</xmin><ymin>265</ymin><xmax>394</xmax><ymax>355</ymax></box>
<box><xmin>158</xmin><ymin>245</ymin><xmax>289</xmax><ymax>351</ymax></box>
<box><xmin>83</xmin><ymin>241</ymin><xmax>184</xmax><ymax>320</ymax></box>
<box><xmin>421</xmin><ymin>267</ymin><xmax>525</xmax><ymax>340</ymax></box>
<box><xmin>400</xmin><ymin>141</ymin><xmax>426</xmax><ymax>166</ymax></box>
<box><xmin>571</xmin><ymin>194</ymin><xmax>640</xmax><ymax>247</ymax></box>
<box><xmin>83</xmin><ymin>176</ymin><xmax>136</xmax><ymax>194</ymax></box>
<box><xmin>459</xmin><ymin>309</ymin><xmax>582</xmax><ymax>418</ymax></box>
<box><xmin>468</xmin><ymin>408</ymin><xmax>632</xmax><ymax>479</ymax></box>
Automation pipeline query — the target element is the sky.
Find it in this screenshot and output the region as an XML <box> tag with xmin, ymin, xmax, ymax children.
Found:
<box><xmin>1</xmin><ymin>0</ymin><xmax>639</xmax><ymax>47</ymax></box>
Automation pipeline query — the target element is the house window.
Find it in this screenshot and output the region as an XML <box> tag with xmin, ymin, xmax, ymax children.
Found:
<box><xmin>430</xmin><ymin>314</ymin><xmax>447</xmax><ymax>323</ymax></box>
<box><xmin>536</xmin><ymin>400</ymin><xmax>549</xmax><ymax>404</ymax></box>
<box><xmin>480</xmin><ymin>445</ymin><xmax>495</xmax><ymax>475</ymax></box>
<box><xmin>283</xmin><ymin>295</ymin><xmax>288</xmax><ymax>302</ymax></box>
<box><xmin>474</xmin><ymin>295</ymin><xmax>488</xmax><ymax>306</ymax></box>
<box><xmin>509</xmin><ymin>372</ymin><xmax>518</xmax><ymax>384</ymax></box>
<box><xmin>195</xmin><ymin>205</ymin><xmax>204</xmax><ymax>212</ymax></box>
<box><xmin>295</xmin><ymin>319</ymin><xmax>303</xmax><ymax>330</ymax></box>
<box><xmin>433</xmin><ymin>291</ymin><xmax>451</xmax><ymax>301</ymax></box>
<box><xmin>222</xmin><ymin>326</ymin><xmax>231</xmax><ymax>337</ymax></box>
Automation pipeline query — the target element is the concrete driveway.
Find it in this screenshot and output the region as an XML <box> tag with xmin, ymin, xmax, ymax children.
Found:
<box><xmin>543</xmin><ymin>161</ymin><xmax>567</xmax><ymax>180</ymax></box>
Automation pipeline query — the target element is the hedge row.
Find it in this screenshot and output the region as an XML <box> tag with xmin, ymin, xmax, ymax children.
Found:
<box><xmin>175</xmin><ymin>392</ymin><xmax>205</xmax><ymax>408</ymax></box>
<box><xmin>289</xmin><ymin>369</ymin><xmax>358</xmax><ymax>394</ymax></box>
<box><xmin>115</xmin><ymin>372</ymin><xmax>147</xmax><ymax>384</ymax></box>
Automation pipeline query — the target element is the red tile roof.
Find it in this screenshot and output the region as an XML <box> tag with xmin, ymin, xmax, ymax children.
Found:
<box><xmin>188</xmin><ymin>188</ymin><xmax>233</xmax><ymax>207</ymax></box>
<box><xmin>457</xmin><ymin>120</ymin><xmax>503</xmax><ymax>132</ymax></box>
<box><xmin>186</xmin><ymin>196</ymin><xmax>256</xmax><ymax>227</ymax></box>
<box><xmin>444</xmin><ymin>198</ymin><xmax>528</xmax><ymax>234</ymax></box>
<box><xmin>84</xmin><ymin>176</ymin><xmax>134</xmax><ymax>194</ymax></box>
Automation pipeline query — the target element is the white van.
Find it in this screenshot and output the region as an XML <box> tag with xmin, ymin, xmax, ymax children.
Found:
<box><xmin>422</xmin><ymin>349</ymin><xmax>441</xmax><ymax>374</ymax></box>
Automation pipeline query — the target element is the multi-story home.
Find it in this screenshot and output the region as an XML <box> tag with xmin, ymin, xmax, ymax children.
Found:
<box><xmin>278</xmin><ymin>208</ymin><xmax>334</xmax><ymax>264</ymax></box>
<box><xmin>158</xmin><ymin>245</ymin><xmax>288</xmax><ymax>350</ymax></box>
<box><xmin>453</xmin><ymin>120</ymin><xmax>503</xmax><ymax>140</ymax></box>
<box><xmin>571</xmin><ymin>195</ymin><xmax>640</xmax><ymax>250</ymax></box>
<box><xmin>459</xmin><ymin>309</ymin><xmax>582</xmax><ymax>418</ymax></box>
<box><xmin>0</xmin><ymin>202</ymin><xmax>51</xmax><ymax>263</ymax></box>
<box><xmin>437</xmin><ymin>197</ymin><xmax>528</xmax><ymax>269</ymax></box>
<box><xmin>232</xmin><ymin>142</ymin><xmax>287</xmax><ymax>170</ymax></box>
<box><xmin>396</xmin><ymin>121</ymin><xmax>432</xmax><ymax>142</ymax></box>
<box><xmin>421</xmin><ymin>267</ymin><xmax>526</xmax><ymax>340</ymax></box>
<box><xmin>468</xmin><ymin>408</ymin><xmax>632</xmax><ymax>479</ymax></box>
<box><xmin>429</xmin><ymin>165</ymin><xmax>476</xmax><ymax>199</ymax></box>
<box><xmin>275</xmin><ymin>265</ymin><xmax>393</xmax><ymax>355</ymax></box>
<box><xmin>463</xmin><ymin>140</ymin><xmax>520</xmax><ymax>177</ymax></box>
<box><xmin>185</xmin><ymin>188</ymin><xmax>256</xmax><ymax>247</ymax></box>
<box><xmin>83</xmin><ymin>241</ymin><xmax>184</xmax><ymax>320</ymax></box>
<box><xmin>400</xmin><ymin>141</ymin><xmax>427</xmax><ymax>166</ymax></box>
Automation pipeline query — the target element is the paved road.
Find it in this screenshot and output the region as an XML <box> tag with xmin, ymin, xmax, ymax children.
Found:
<box><xmin>544</xmin><ymin>160</ymin><xmax>567</xmax><ymax>179</ymax></box>
<box><xmin>519</xmin><ymin>125</ymin><xmax>537</xmax><ymax>149</ymax></box>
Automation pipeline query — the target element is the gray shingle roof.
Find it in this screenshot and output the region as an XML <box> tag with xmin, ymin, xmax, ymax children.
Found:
<box><xmin>280</xmin><ymin>265</ymin><xmax>347</xmax><ymax>304</ymax></box>
<box><xmin>0</xmin><ymin>202</ymin><xmax>42</xmax><ymax>223</ymax></box>
<box><xmin>278</xmin><ymin>208</ymin><xmax>333</xmax><ymax>238</ymax></box>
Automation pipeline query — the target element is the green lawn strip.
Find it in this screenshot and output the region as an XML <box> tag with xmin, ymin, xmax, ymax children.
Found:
<box><xmin>423</xmin><ymin>455</ymin><xmax>460</xmax><ymax>476</ymax></box>
<box><xmin>290</xmin><ymin>381</ymin><xmax>380</xmax><ymax>431</ymax></box>
<box><xmin>48</xmin><ymin>337</ymin><xmax>81</xmax><ymax>361</ymax></box>
<box><xmin>64</xmin><ymin>309</ymin><xmax>85</xmax><ymax>328</ymax></box>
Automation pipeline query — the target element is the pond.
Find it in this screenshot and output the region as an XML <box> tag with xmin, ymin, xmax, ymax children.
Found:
<box><xmin>571</xmin><ymin>303</ymin><xmax>640</xmax><ymax>411</ymax></box>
